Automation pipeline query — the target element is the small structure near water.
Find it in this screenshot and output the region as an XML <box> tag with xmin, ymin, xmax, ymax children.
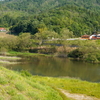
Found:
<box><xmin>81</xmin><ymin>33</ymin><xmax>100</xmax><ymax>40</ymax></box>
<box><xmin>81</xmin><ymin>35</ymin><xmax>90</xmax><ymax>39</ymax></box>
<box><xmin>0</xmin><ymin>28</ymin><xmax>6</xmax><ymax>32</ymax></box>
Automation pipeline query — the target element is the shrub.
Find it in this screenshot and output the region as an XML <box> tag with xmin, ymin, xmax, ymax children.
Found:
<box><xmin>6</xmin><ymin>87</ymin><xmax>17</xmax><ymax>96</ymax></box>
<box><xmin>68</xmin><ymin>49</ymin><xmax>83</xmax><ymax>58</ymax></box>
<box><xmin>15</xmin><ymin>83</ymin><xmax>26</xmax><ymax>91</ymax></box>
<box><xmin>0</xmin><ymin>77</ymin><xmax>8</xmax><ymax>85</ymax></box>
<box><xmin>83</xmin><ymin>53</ymin><xmax>99</xmax><ymax>63</ymax></box>
<box><xmin>0</xmin><ymin>96</ymin><xmax>4</xmax><ymax>100</ymax></box>
<box><xmin>11</xmin><ymin>94</ymin><xmax>27</xmax><ymax>100</ymax></box>
<box><xmin>20</xmin><ymin>70</ymin><xmax>32</xmax><ymax>77</ymax></box>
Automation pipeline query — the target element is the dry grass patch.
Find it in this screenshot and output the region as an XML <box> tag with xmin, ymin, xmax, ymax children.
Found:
<box><xmin>0</xmin><ymin>32</ymin><xmax>16</xmax><ymax>38</ymax></box>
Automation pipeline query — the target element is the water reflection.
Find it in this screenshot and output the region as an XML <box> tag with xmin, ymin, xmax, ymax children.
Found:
<box><xmin>5</xmin><ymin>56</ymin><xmax>100</xmax><ymax>82</ymax></box>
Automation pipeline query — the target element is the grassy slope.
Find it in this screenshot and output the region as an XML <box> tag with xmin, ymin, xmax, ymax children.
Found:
<box><xmin>31</xmin><ymin>76</ymin><xmax>100</xmax><ymax>99</ymax></box>
<box><xmin>0</xmin><ymin>67</ymin><xmax>100</xmax><ymax>100</ymax></box>
<box><xmin>0</xmin><ymin>67</ymin><xmax>63</xmax><ymax>100</ymax></box>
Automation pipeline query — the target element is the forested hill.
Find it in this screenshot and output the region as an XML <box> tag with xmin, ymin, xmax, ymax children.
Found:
<box><xmin>0</xmin><ymin>0</ymin><xmax>100</xmax><ymax>37</ymax></box>
<box><xmin>1</xmin><ymin>0</ymin><xmax>100</xmax><ymax>13</ymax></box>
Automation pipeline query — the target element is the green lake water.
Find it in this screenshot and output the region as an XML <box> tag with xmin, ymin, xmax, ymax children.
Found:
<box><xmin>5</xmin><ymin>56</ymin><xmax>100</xmax><ymax>82</ymax></box>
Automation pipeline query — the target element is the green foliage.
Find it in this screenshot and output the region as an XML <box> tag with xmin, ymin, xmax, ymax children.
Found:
<box><xmin>68</xmin><ymin>49</ymin><xmax>83</xmax><ymax>58</ymax></box>
<box><xmin>1</xmin><ymin>0</ymin><xmax>100</xmax><ymax>64</ymax></box>
<box><xmin>6</xmin><ymin>87</ymin><xmax>17</xmax><ymax>96</ymax></box>
<box><xmin>16</xmin><ymin>33</ymin><xmax>32</xmax><ymax>51</ymax></box>
<box><xmin>66</xmin><ymin>40</ymin><xmax>100</xmax><ymax>63</ymax></box>
<box><xmin>34</xmin><ymin>30</ymin><xmax>58</xmax><ymax>39</ymax></box>
<box><xmin>1</xmin><ymin>0</ymin><xmax>100</xmax><ymax>36</ymax></box>
<box><xmin>0</xmin><ymin>65</ymin><xmax>100</xmax><ymax>99</ymax></box>
<box><xmin>27</xmin><ymin>92</ymin><xmax>40</xmax><ymax>99</ymax></box>
<box><xmin>60</xmin><ymin>28</ymin><xmax>74</xmax><ymax>39</ymax></box>
<box><xmin>15</xmin><ymin>83</ymin><xmax>26</xmax><ymax>91</ymax></box>
<box><xmin>0</xmin><ymin>36</ymin><xmax>18</xmax><ymax>51</ymax></box>
<box><xmin>0</xmin><ymin>96</ymin><xmax>4</xmax><ymax>100</ymax></box>
<box><xmin>11</xmin><ymin>94</ymin><xmax>27</xmax><ymax>100</ymax></box>
<box><xmin>0</xmin><ymin>76</ymin><xmax>8</xmax><ymax>85</ymax></box>
<box><xmin>20</xmin><ymin>70</ymin><xmax>32</xmax><ymax>77</ymax></box>
<box><xmin>33</xmin><ymin>76</ymin><xmax>100</xmax><ymax>99</ymax></box>
<box><xmin>53</xmin><ymin>87</ymin><xmax>73</xmax><ymax>100</ymax></box>
<box><xmin>84</xmin><ymin>53</ymin><xmax>99</xmax><ymax>63</ymax></box>
<box><xmin>2</xmin><ymin>0</ymin><xmax>100</xmax><ymax>14</ymax></box>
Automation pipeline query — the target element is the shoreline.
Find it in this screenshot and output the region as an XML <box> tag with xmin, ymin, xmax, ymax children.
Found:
<box><xmin>0</xmin><ymin>67</ymin><xmax>100</xmax><ymax>99</ymax></box>
<box><xmin>0</xmin><ymin>55</ymin><xmax>21</xmax><ymax>64</ymax></box>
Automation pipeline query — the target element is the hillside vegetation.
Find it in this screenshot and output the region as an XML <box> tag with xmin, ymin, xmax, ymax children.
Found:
<box><xmin>0</xmin><ymin>32</ymin><xmax>100</xmax><ymax>63</ymax></box>
<box><xmin>1</xmin><ymin>0</ymin><xmax>100</xmax><ymax>13</ymax></box>
<box><xmin>0</xmin><ymin>1</ymin><xmax>100</xmax><ymax>99</ymax></box>
<box><xmin>0</xmin><ymin>1</ymin><xmax>100</xmax><ymax>63</ymax></box>
<box><xmin>0</xmin><ymin>0</ymin><xmax>100</xmax><ymax>37</ymax></box>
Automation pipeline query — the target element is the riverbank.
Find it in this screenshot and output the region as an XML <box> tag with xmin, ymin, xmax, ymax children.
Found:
<box><xmin>0</xmin><ymin>55</ymin><xmax>21</xmax><ymax>64</ymax></box>
<box><xmin>0</xmin><ymin>31</ymin><xmax>100</xmax><ymax>63</ymax></box>
<box><xmin>0</xmin><ymin>51</ymin><xmax>52</xmax><ymax>65</ymax></box>
<box><xmin>7</xmin><ymin>50</ymin><xmax>100</xmax><ymax>65</ymax></box>
<box><xmin>0</xmin><ymin>32</ymin><xmax>100</xmax><ymax>64</ymax></box>
<box><xmin>8</xmin><ymin>51</ymin><xmax>51</xmax><ymax>57</ymax></box>
<box><xmin>0</xmin><ymin>67</ymin><xmax>100</xmax><ymax>100</ymax></box>
<box><xmin>0</xmin><ymin>67</ymin><xmax>62</xmax><ymax>100</ymax></box>
<box><xmin>8</xmin><ymin>39</ymin><xmax>100</xmax><ymax>63</ymax></box>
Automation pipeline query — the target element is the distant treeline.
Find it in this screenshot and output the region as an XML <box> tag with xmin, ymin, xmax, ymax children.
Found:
<box><xmin>0</xmin><ymin>0</ymin><xmax>100</xmax><ymax>37</ymax></box>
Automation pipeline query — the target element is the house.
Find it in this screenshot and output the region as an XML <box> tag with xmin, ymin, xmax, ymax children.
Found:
<box><xmin>81</xmin><ymin>35</ymin><xmax>90</xmax><ymax>39</ymax></box>
<box><xmin>89</xmin><ymin>35</ymin><xmax>97</xmax><ymax>40</ymax></box>
<box><xmin>81</xmin><ymin>33</ymin><xmax>100</xmax><ymax>40</ymax></box>
<box><xmin>0</xmin><ymin>28</ymin><xmax>6</xmax><ymax>32</ymax></box>
<box><xmin>97</xmin><ymin>34</ymin><xmax>100</xmax><ymax>39</ymax></box>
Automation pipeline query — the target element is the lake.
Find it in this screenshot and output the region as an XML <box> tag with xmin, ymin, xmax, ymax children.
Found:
<box><xmin>5</xmin><ymin>55</ymin><xmax>100</xmax><ymax>82</ymax></box>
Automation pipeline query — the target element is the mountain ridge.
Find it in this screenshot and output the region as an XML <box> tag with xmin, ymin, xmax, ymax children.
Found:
<box><xmin>1</xmin><ymin>0</ymin><xmax>100</xmax><ymax>13</ymax></box>
<box><xmin>0</xmin><ymin>0</ymin><xmax>100</xmax><ymax>36</ymax></box>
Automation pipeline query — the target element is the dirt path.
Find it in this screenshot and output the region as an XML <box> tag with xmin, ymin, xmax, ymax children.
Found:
<box><xmin>59</xmin><ymin>89</ymin><xmax>100</xmax><ymax>100</ymax></box>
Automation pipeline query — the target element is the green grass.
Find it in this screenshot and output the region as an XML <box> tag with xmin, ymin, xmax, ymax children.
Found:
<box><xmin>0</xmin><ymin>67</ymin><xmax>63</xmax><ymax>100</ymax></box>
<box><xmin>31</xmin><ymin>76</ymin><xmax>100</xmax><ymax>99</ymax></box>
<box><xmin>11</xmin><ymin>94</ymin><xmax>27</xmax><ymax>100</ymax></box>
<box><xmin>52</xmin><ymin>87</ymin><xmax>74</xmax><ymax>100</ymax></box>
<box><xmin>8</xmin><ymin>51</ymin><xmax>51</xmax><ymax>56</ymax></box>
<box><xmin>0</xmin><ymin>76</ymin><xmax>8</xmax><ymax>85</ymax></box>
<box><xmin>0</xmin><ymin>67</ymin><xmax>100</xmax><ymax>100</ymax></box>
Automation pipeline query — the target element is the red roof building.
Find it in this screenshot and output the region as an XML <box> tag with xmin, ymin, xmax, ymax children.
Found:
<box><xmin>0</xmin><ymin>28</ymin><xmax>6</xmax><ymax>32</ymax></box>
<box><xmin>81</xmin><ymin>35</ymin><xmax>90</xmax><ymax>39</ymax></box>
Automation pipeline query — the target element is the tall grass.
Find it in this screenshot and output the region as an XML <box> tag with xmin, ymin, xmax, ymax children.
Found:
<box><xmin>31</xmin><ymin>76</ymin><xmax>100</xmax><ymax>98</ymax></box>
<box><xmin>0</xmin><ymin>67</ymin><xmax>63</xmax><ymax>100</ymax></box>
<box><xmin>0</xmin><ymin>67</ymin><xmax>100</xmax><ymax>99</ymax></box>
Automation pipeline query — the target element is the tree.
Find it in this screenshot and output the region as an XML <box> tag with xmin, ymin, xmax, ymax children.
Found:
<box><xmin>60</xmin><ymin>28</ymin><xmax>74</xmax><ymax>39</ymax></box>
<box><xmin>10</xmin><ymin>21</ymin><xmax>28</xmax><ymax>35</ymax></box>
<box><xmin>34</xmin><ymin>30</ymin><xmax>58</xmax><ymax>39</ymax></box>
<box><xmin>16</xmin><ymin>33</ymin><xmax>32</xmax><ymax>51</ymax></box>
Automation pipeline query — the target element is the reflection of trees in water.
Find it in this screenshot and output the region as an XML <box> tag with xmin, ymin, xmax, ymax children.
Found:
<box><xmin>6</xmin><ymin>56</ymin><xmax>100</xmax><ymax>82</ymax></box>
<box><xmin>32</xmin><ymin>57</ymin><xmax>71</xmax><ymax>76</ymax></box>
<box><xmin>28</xmin><ymin>56</ymin><xmax>100</xmax><ymax>82</ymax></box>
